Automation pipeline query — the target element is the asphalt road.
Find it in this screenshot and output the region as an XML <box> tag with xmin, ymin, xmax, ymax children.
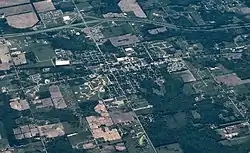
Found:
<box><xmin>1</xmin><ymin>16</ymin><xmax>250</xmax><ymax>39</ymax></box>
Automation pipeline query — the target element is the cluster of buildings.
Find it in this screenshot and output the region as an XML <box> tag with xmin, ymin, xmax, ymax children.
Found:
<box><xmin>216</xmin><ymin>122</ymin><xmax>250</xmax><ymax>142</ymax></box>
<box><xmin>0</xmin><ymin>41</ymin><xmax>27</xmax><ymax>71</ymax></box>
<box><xmin>13</xmin><ymin>123</ymin><xmax>65</xmax><ymax>140</ymax></box>
<box><xmin>49</xmin><ymin>85</ymin><xmax>67</xmax><ymax>109</ymax></box>
<box><xmin>86</xmin><ymin>102</ymin><xmax>121</xmax><ymax>142</ymax></box>
<box><xmin>2</xmin><ymin>0</ymin><xmax>250</xmax><ymax>152</ymax></box>
<box><xmin>82</xmin><ymin>97</ymin><xmax>150</xmax><ymax>152</ymax></box>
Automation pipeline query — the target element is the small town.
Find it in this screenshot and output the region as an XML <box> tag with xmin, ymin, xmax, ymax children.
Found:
<box><xmin>1</xmin><ymin>0</ymin><xmax>250</xmax><ymax>153</ymax></box>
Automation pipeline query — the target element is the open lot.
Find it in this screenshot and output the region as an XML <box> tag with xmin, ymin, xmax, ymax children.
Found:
<box><xmin>29</xmin><ymin>44</ymin><xmax>56</xmax><ymax>61</ymax></box>
<box><xmin>102</xmin><ymin>23</ymin><xmax>134</xmax><ymax>37</ymax></box>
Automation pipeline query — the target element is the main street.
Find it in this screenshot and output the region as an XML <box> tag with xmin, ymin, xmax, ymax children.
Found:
<box><xmin>72</xmin><ymin>1</ymin><xmax>159</xmax><ymax>152</ymax></box>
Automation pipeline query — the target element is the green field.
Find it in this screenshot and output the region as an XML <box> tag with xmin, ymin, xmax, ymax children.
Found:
<box><xmin>156</xmin><ymin>143</ymin><xmax>183</xmax><ymax>153</ymax></box>
<box><xmin>102</xmin><ymin>23</ymin><xmax>134</xmax><ymax>37</ymax></box>
<box><xmin>0</xmin><ymin>121</ymin><xmax>8</xmax><ymax>150</ymax></box>
<box><xmin>30</xmin><ymin>44</ymin><xmax>56</xmax><ymax>61</ymax></box>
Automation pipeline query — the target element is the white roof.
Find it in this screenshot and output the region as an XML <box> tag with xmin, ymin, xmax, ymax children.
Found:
<box><xmin>63</xmin><ymin>16</ymin><xmax>70</xmax><ymax>21</ymax></box>
<box><xmin>55</xmin><ymin>60</ymin><xmax>70</xmax><ymax>66</ymax></box>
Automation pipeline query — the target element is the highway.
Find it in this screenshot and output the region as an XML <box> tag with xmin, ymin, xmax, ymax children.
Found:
<box><xmin>0</xmin><ymin>20</ymin><xmax>97</xmax><ymax>38</ymax></box>
<box><xmin>0</xmin><ymin>16</ymin><xmax>250</xmax><ymax>38</ymax></box>
<box><xmin>0</xmin><ymin>17</ymin><xmax>178</xmax><ymax>39</ymax></box>
<box><xmin>2</xmin><ymin>16</ymin><xmax>250</xmax><ymax>39</ymax></box>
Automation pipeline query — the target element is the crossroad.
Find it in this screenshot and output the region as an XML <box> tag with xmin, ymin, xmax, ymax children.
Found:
<box><xmin>72</xmin><ymin>1</ymin><xmax>159</xmax><ymax>152</ymax></box>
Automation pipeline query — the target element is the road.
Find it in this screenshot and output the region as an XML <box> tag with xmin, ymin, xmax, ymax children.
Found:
<box><xmin>71</xmin><ymin>2</ymin><xmax>159</xmax><ymax>152</ymax></box>
<box><xmin>2</xmin><ymin>15</ymin><xmax>250</xmax><ymax>39</ymax></box>
<box><xmin>0</xmin><ymin>20</ymin><xmax>96</xmax><ymax>38</ymax></box>
<box><xmin>0</xmin><ymin>17</ymin><xmax>178</xmax><ymax>39</ymax></box>
<box><xmin>2</xmin><ymin>37</ymin><xmax>49</xmax><ymax>153</ymax></box>
<box><xmin>206</xmin><ymin>67</ymin><xmax>245</xmax><ymax>118</ymax></box>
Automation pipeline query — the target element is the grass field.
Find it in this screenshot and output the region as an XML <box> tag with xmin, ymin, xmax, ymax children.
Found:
<box><xmin>18</xmin><ymin>141</ymin><xmax>44</xmax><ymax>153</ymax></box>
<box><xmin>0</xmin><ymin>121</ymin><xmax>8</xmax><ymax>150</ymax></box>
<box><xmin>21</xmin><ymin>60</ymin><xmax>54</xmax><ymax>69</ymax></box>
<box><xmin>0</xmin><ymin>74</ymin><xmax>20</xmax><ymax>92</ymax></box>
<box><xmin>30</xmin><ymin>44</ymin><xmax>56</xmax><ymax>61</ymax></box>
<box><xmin>183</xmin><ymin>83</ymin><xmax>195</xmax><ymax>95</ymax></box>
<box><xmin>156</xmin><ymin>143</ymin><xmax>183</xmax><ymax>153</ymax></box>
<box><xmin>68</xmin><ymin>131</ymin><xmax>93</xmax><ymax>147</ymax></box>
<box><xmin>102</xmin><ymin>23</ymin><xmax>134</xmax><ymax>37</ymax></box>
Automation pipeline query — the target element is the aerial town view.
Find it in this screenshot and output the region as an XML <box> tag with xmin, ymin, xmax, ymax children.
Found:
<box><xmin>2</xmin><ymin>0</ymin><xmax>250</xmax><ymax>153</ymax></box>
